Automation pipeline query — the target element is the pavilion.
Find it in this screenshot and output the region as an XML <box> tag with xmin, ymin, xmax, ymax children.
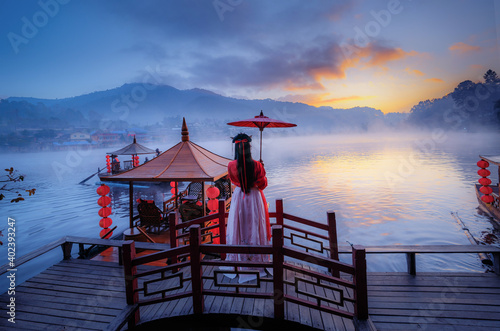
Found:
<box><xmin>100</xmin><ymin>118</ymin><xmax>232</xmax><ymax>228</ymax></box>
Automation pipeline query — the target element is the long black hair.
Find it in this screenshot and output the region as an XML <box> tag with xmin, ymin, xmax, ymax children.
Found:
<box><xmin>232</xmin><ymin>133</ymin><xmax>255</xmax><ymax>194</ymax></box>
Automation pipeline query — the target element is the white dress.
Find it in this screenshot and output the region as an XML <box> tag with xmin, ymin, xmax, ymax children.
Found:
<box><xmin>224</xmin><ymin>185</ymin><xmax>270</xmax><ymax>283</ymax></box>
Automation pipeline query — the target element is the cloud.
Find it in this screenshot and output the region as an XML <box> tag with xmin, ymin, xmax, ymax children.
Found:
<box><xmin>405</xmin><ymin>68</ymin><xmax>425</xmax><ymax>76</ymax></box>
<box><xmin>339</xmin><ymin>43</ymin><xmax>420</xmax><ymax>74</ymax></box>
<box><xmin>316</xmin><ymin>95</ymin><xmax>373</xmax><ymax>105</ymax></box>
<box><xmin>121</xmin><ymin>41</ymin><xmax>168</xmax><ymax>61</ymax></box>
<box><xmin>184</xmin><ymin>39</ymin><xmax>418</xmax><ymax>93</ymax></box>
<box><xmin>425</xmin><ymin>78</ymin><xmax>444</xmax><ymax>83</ymax></box>
<box><xmin>470</xmin><ymin>64</ymin><xmax>485</xmax><ymax>70</ymax></box>
<box><xmin>278</xmin><ymin>93</ymin><xmax>330</xmax><ymax>104</ymax></box>
<box><xmin>364</xmin><ymin>46</ymin><xmax>418</xmax><ymax>67</ymax></box>
<box><xmin>278</xmin><ymin>93</ymin><xmax>374</xmax><ymax>107</ymax></box>
<box><xmin>449</xmin><ymin>42</ymin><xmax>481</xmax><ymax>53</ymax></box>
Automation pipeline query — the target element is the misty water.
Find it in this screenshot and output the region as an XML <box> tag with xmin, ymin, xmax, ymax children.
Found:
<box><xmin>1</xmin><ymin>132</ymin><xmax>500</xmax><ymax>291</ymax></box>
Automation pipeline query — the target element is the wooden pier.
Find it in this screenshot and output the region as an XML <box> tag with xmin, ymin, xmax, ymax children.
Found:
<box><xmin>1</xmin><ymin>199</ymin><xmax>500</xmax><ymax>330</ymax></box>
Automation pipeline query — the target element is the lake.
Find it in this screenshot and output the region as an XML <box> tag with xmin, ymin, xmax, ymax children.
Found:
<box><xmin>1</xmin><ymin>131</ymin><xmax>499</xmax><ymax>291</ymax></box>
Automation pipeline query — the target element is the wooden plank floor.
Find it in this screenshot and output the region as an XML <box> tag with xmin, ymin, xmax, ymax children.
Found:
<box><xmin>0</xmin><ymin>259</ymin><xmax>128</xmax><ymax>330</ymax></box>
<box><xmin>367</xmin><ymin>272</ymin><xmax>500</xmax><ymax>330</ymax></box>
<box><xmin>3</xmin><ymin>257</ymin><xmax>500</xmax><ymax>330</ymax></box>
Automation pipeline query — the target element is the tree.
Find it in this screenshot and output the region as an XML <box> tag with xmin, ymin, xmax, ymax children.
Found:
<box><xmin>484</xmin><ymin>69</ymin><xmax>500</xmax><ymax>84</ymax></box>
<box><xmin>451</xmin><ymin>80</ymin><xmax>476</xmax><ymax>107</ymax></box>
<box><xmin>496</xmin><ymin>99</ymin><xmax>500</xmax><ymax>123</ymax></box>
<box><xmin>0</xmin><ymin>167</ymin><xmax>36</xmax><ymax>203</ymax></box>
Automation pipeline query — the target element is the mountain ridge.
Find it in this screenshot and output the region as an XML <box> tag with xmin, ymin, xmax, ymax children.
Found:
<box><xmin>3</xmin><ymin>83</ymin><xmax>400</xmax><ymax>133</ymax></box>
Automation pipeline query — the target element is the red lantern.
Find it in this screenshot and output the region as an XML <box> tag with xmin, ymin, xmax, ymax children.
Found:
<box><xmin>99</xmin><ymin>217</ymin><xmax>113</xmax><ymax>228</ymax></box>
<box><xmin>98</xmin><ymin>196</ymin><xmax>111</xmax><ymax>207</ymax></box>
<box><xmin>477</xmin><ymin>160</ymin><xmax>489</xmax><ymax>168</ymax></box>
<box><xmin>206</xmin><ymin>186</ymin><xmax>220</xmax><ymax>199</ymax></box>
<box><xmin>480</xmin><ymin>186</ymin><xmax>493</xmax><ymax>195</ymax></box>
<box><xmin>170</xmin><ymin>181</ymin><xmax>176</xmax><ymax>188</ymax></box>
<box><xmin>171</xmin><ymin>188</ymin><xmax>176</xmax><ymax>195</ymax></box>
<box><xmin>98</xmin><ymin>207</ymin><xmax>112</xmax><ymax>217</ymax></box>
<box><xmin>478</xmin><ymin>169</ymin><xmax>491</xmax><ymax>177</ymax></box>
<box><xmin>479</xmin><ymin>178</ymin><xmax>492</xmax><ymax>186</ymax></box>
<box><xmin>196</xmin><ymin>201</ymin><xmax>202</xmax><ymax>206</ymax></box>
<box><xmin>106</xmin><ymin>155</ymin><xmax>110</xmax><ymax>159</ymax></box>
<box><xmin>96</xmin><ymin>184</ymin><xmax>110</xmax><ymax>196</ymax></box>
<box><xmin>481</xmin><ymin>195</ymin><xmax>495</xmax><ymax>204</ymax></box>
<box><xmin>100</xmin><ymin>229</ymin><xmax>113</xmax><ymax>239</ymax></box>
<box><xmin>207</xmin><ymin>199</ymin><xmax>218</xmax><ymax>211</ymax></box>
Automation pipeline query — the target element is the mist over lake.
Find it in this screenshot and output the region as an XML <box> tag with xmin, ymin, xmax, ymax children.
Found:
<box><xmin>2</xmin><ymin>131</ymin><xmax>499</xmax><ymax>291</ymax></box>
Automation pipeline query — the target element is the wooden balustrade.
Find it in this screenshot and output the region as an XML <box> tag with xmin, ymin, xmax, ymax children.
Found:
<box><xmin>121</xmin><ymin>222</ymin><xmax>368</xmax><ymax>328</ymax></box>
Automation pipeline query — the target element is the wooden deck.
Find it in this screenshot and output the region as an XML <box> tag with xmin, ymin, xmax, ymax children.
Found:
<box><xmin>0</xmin><ymin>259</ymin><xmax>128</xmax><ymax>330</ymax></box>
<box><xmin>2</xmin><ymin>258</ymin><xmax>500</xmax><ymax>330</ymax></box>
<box><xmin>2</xmin><ymin>199</ymin><xmax>500</xmax><ymax>330</ymax></box>
<box><xmin>367</xmin><ymin>272</ymin><xmax>500</xmax><ymax>330</ymax></box>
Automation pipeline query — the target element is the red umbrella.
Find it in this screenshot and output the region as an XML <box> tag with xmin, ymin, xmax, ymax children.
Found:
<box><xmin>227</xmin><ymin>110</ymin><xmax>297</xmax><ymax>162</ymax></box>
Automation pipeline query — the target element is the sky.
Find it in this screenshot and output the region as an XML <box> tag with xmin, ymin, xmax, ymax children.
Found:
<box><xmin>0</xmin><ymin>0</ymin><xmax>499</xmax><ymax>113</ymax></box>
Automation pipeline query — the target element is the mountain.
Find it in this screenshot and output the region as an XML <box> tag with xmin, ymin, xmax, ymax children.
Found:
<box><xmin>2</xmin><ymin>83</ymin><xmax>405</xmax><ymax>134</ymax></box>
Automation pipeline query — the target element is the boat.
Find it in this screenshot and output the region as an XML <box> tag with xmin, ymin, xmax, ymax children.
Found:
<box><xmin>475</xmin><ymin>155</ymin><xmax>500</xmax><ymax>224</ymax></box>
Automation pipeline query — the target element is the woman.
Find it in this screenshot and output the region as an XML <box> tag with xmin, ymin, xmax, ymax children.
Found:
<box><xmin>225</xmin><ymin>133</ymin><xmax>271</xmax><ymax>283</ymax></box>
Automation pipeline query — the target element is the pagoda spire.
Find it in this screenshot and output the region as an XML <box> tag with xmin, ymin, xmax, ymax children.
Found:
<box><xmin>181</xmin><ymin>117</ymin><xmax>189</xmax><ymax>142</ymax></box>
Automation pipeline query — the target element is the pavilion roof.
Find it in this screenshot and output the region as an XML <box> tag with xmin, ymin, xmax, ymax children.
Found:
<box><xmin>101</xmin><ymin>118</ymin><xmax>231</xmax><ymax>182</ymax></box>
<box><xmin>108</xmin><ymin>136</ymin><xmax>156</xmax><ymax>155</ymax></box>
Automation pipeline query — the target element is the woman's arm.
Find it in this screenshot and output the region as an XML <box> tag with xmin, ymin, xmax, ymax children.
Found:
<box><xmin>254</xmin><ymin>161</ymin><xmax>268</xmax><ymax>190</ymax></box>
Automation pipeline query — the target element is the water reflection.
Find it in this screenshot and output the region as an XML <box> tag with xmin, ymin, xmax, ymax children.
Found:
<box><xmin>1</xmin><ymin>133</ymin><xmax>499</xmax><ymax>284</ymax></box>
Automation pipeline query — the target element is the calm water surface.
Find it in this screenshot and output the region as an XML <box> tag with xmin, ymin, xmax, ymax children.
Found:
<box><xmin>1</xmin><ymin>132</ymin><xmax>499</xmax><ymax>290</ymax></box>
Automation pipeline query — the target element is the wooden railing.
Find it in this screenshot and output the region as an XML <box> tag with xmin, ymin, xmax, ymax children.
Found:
<box><xmin>122</xmin><ymin>224</ymin><xmax>368</xmax><ymax>329</ymax></box>
<box><xmin>0</xmin><ymin>236</ymin><xmax>170</xmax><ymax>276</ymax></box>
<box><xmin>169</xmin><ymin>199</ymin><xmax>339</xmax><ymax>263</ymax></box>
<box><xmin>123</xmin><ymin>200</ymin><xmax>368</xmax><ymax>327</ymax></box>
<box><xmin>337</xmin><ymin>245</ymin><xmax>500</xmax><ymax>276</ymax></box>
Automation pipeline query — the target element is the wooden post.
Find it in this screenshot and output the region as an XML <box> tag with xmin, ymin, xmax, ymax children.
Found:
<box><xmin>406</xmin><ymin>253</ymin><xmax>416</xmax><ymax>275</ymax></box>
<box><xmin>118</xmin><ymin>246</ymin><xmax>123</xmax><ymax>266</ymax></box>
<box><xmin>352</xmin><ymin>245</ymin><xmax>368</xmax><ymax>320</ymax></box>
<box><xmin>61</xmin><ymin>241</ymin><xmax>73</xmax><ymax>260</ymax></box>
<box><xmin>169</xmin><ymin>212</ymin><xmax>177</xmax><ymax>249</ymax></box>
<box><xmin>272</xmin><ymin>225</ymin><xmax>285</xmax><ymax>319</ymax></box>
<box><xmin>493</xmin><ymin>252</ymin><xmax>500</xmax><ymax>275</ymax></box>
<box><xmin>122</xmin><ymin>240</ymin><xmax>139</xmax><ymax>327</ymax></box>
<box><xmin>201</xmin><ymin>181</ymin><xmax>206</xmax><ymax>216</ymax></box>
<box><xmin>174</xmin><ymin>181</ymin><xmax>178</xmax><ymax>210</ymax></box>
<box><xmin>189</xmin><ymin>225</ymin><xmax>204</xmax><ymax>314</ymax></box>
<box><xmin>78</xmin><ymin>243</ymin><xmax>85</xmax><ymax>259</ymax></box>
<box><xmin>327</xmin><ymin>211</ymin><xmax>339</xmax><ymax>277</ymax></box>
<box><xmin>129</xmin><ymin>181</ymin><xmax>134</xmax><ymax>228</ymax></box>
<box><xmin>275</xmin><ymin>199</ymin><xmax>284</xmax><ymax>226</ymax></box>
<box><xmin>218</xmin><ymin>199</ymin><xmax>227</xmax><ymax>260</ymax></box>
<box><xmin>169</xmin><ymin>213</ymin><xmax>177</xmax><ymax>266</ymax></box>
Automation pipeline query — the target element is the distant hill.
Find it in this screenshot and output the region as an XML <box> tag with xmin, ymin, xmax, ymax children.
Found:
<box><xmin>406</xmin><ymin>70</ymin><xmax>500</xmax><ymax>131</ymax></box>
<box><xmin>1</xmin><ymin>83</ymin><xmax>407</xmax><ymax>135</ymax></box>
